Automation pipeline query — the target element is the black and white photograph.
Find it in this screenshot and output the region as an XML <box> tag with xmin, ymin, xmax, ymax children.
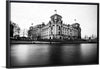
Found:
<box><xmin>6</xmin><ymin>0</ymin><xmax>99</xmax><ymax>68</ymax></box>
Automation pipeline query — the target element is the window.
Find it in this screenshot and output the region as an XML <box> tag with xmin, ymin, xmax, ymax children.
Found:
<box><xmin>50</xmin><ymin>37</ymin><xmax>51</xmax><ymax>39</ymax></box>
<box><xmin>70</xmin><ymin>29</ymin><xmax>72</xmax><ymax>32</ymax></box>
<box><xmin>57</xmin><ymin>25</ymin><xmax>58</xmax><ymax>26</ymax></box>
<box><xmin>59</xmin><ymin>26</ymin><xmax>60</xmax><ymax>30</ymax></box>
<box><xmin>59</xmin><ymin>32</ymin><xmax>60</xmax><ymax>35</ymax></box>
<box><xmin>51</xmin><ymin>27</ymin><xmax>53</xmax><ymax>30</ymax></box>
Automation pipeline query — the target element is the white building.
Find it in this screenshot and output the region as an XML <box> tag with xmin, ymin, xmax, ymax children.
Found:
<box><xmin>28</xmin><ymin>13</ymin><xmax>81</xmax><ymax>40</ymax></box>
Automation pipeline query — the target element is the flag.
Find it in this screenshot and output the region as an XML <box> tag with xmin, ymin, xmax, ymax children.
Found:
<box><xmin>54</xmin><ymin>10</ymin><xmax>57</xmax><ymax>13</ymax></box>
<box><xmin>54</xmin><ymin>10</ymin><xmax>57</xmax><ymax>12</ymax></box>
<box><xmin>74</xmin><ymin>19</ymin><xmax>76</xmax><ymax>21</ymax></box>
<box><xmin>31</xmin><ymin>23</ymin><xmax>33</xmax><ymax>25</ymax></box>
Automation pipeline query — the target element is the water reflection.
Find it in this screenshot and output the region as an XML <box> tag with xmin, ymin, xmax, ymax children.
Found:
<box><xmin>80</xmin><ymin>44</ymin><xmax>97</xmax><ymax>64</ymax></box>
<box><xmin>11</xmin><ymin>44</ymin><xmax>50</xmax><ymax>66</ymax></box>
<box><xmin>10</xmin><ymin>43</ymin><xmax>98</xmax><ymax>67</ymax></box>
<box><xmin>61</xmin><ymin>44</ymin><xmax>81</xmax><ymax>65</ymax></box>
<box><xmin>48</xmin><ymin>44</ymin><xmax>63</xmax><ymax>65</ymax></box>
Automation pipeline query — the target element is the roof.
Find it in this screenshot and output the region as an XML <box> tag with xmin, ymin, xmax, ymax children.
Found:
<box><xmin>50</xmin><ymin>14</ymin><xmax>62</xmax><ymax>18</ymax></box>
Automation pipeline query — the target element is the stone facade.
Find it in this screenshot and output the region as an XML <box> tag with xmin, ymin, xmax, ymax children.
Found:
<box><xmin>28</xmin><ymin>13</ymin><xmax>81</xmax><ymax>40</ymax></box>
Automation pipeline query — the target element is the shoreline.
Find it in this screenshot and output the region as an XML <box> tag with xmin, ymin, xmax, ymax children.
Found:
<box><xmin>10</xmin><ymin>40</ymin><xmax>97</xmax><ymax>44</ymax></box>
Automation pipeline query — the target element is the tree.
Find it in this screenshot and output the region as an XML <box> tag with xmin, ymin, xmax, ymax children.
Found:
<box><xmin>10</xmin><ymin>21</ymin><xmax>14</xmax><ymax>37</ymax></box>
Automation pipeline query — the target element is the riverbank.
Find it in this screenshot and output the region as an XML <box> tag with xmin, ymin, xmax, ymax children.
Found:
<box><xmin>10</xmin><ymin>40</ymin><xmax>97</xmax><ymax>44</ymax></box>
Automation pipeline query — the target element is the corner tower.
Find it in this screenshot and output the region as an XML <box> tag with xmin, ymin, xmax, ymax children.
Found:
<box><xmin>50</xmin><ymin>10</ymin><xmax>62</xmax><ymax>24</ymax></box>
<box><xmin>49</xmin><ymin>10</ymin><xmax>63</xmax><ymax>39</ymax></box>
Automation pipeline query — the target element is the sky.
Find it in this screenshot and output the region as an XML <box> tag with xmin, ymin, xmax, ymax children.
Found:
<box><xmin>11</xmin><ymin>3</ymin><xmax>97</xmax><ymax>38</ymax></box>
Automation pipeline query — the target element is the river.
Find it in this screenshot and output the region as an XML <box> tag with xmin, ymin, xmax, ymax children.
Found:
<box><xmin>10</xmin><ymin>43</ymin><xmax>98</xmax><ymax>67</ymax></box>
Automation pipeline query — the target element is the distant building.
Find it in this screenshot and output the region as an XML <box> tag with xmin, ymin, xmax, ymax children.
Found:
<box><xmin>28</xmin><ymin>13</ymin><xmax>81</xmax><ymax>40</ymax></box>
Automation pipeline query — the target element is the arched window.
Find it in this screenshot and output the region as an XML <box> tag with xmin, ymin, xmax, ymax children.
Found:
<box><xmin>59</xmin><ymin>26</ymin><xmax>60</xmax><ymax>30</ymax></box>
<box><xmin>50</xmin><ymin>37</ymin><xmax>51</xmax><ymax>39</ymax></box>
<box><xmin>59</xmin><ymin>32</ymin><xmax>60</xmax><ymax>35</ymax></box>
